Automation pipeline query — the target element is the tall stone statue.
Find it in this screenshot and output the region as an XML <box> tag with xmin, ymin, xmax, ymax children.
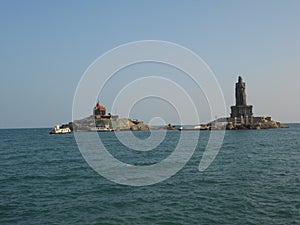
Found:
<box><xmin>235</xmin><ymin>76</ymin><xmax>247</xmax><ymax>105</ymax></box>
<box><xmin>230</xmin><ymin>76</ymin><xmax>253</xmax><ymax>118</ymax></box>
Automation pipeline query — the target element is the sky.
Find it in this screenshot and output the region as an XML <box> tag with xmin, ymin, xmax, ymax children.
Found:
<box><xmin>0</xmin><ymin>0</ymin><xmax>299</xmax><ymax>128</ymax></box>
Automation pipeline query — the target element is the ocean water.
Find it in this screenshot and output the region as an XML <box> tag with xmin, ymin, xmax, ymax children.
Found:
<box><xmin>0</xmin><ymin>124</ymin><xmax>299</xmax><ymax>224</ymax></box>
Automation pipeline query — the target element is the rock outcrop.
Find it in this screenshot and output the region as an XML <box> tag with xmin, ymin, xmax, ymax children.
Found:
<box><xmin>205</xmin><ymin>76</ymin><xmax>288</xmax><ymax>130</ymax></box>
<box><xmin>72</xmin><ymin>116</ymin><xmax>149</xmax><ymax>131</ymax></box>
<box><xmin>207</xmin><ymin>116</ymin><xmax>288</xmax><ymax>130</ymax></box>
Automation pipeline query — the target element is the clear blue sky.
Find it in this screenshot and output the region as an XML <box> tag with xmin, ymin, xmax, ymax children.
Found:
<box><xmin>1</xmin><ymin>0</ymin><xmax>299</xmax><ymax>128</ymax></box>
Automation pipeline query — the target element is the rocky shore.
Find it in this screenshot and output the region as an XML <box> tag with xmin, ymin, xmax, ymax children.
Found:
<box><xmin>54</xmin><ymin>117</ymin><xmax>287</xmax><ymax>133</ymax></box>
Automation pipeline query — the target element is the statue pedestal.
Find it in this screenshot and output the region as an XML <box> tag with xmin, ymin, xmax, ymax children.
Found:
<box><xmin>230</xmin><ymin>105</ymin><xmax>253</xmax><ymax>118</ymax></box>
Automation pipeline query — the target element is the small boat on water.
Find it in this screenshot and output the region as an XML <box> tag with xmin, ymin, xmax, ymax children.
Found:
<box><xmin>178</xmin><ymin>125</ymin><xmax>210</xmax><ymax>131</ymax></box>
<box><xmin>49</xmin><ymin>125</ymin><xmax>72</xmax><ymax>134</ymax></box>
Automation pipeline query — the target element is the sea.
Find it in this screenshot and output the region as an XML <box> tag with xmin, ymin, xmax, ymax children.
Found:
<box><xmin>0</xmin><ymin>124</ymin><xmax>299</xmax><ymax>224</ymax></box>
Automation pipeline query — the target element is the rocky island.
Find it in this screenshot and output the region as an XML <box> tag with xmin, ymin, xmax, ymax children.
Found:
<box><xmin>52</xmin><ymin>76</ymin><xmax>287</xmax><ymax>133</ymax></box>
<box><xmin>206</xmin><ymin>76</ymin><xmax>288</xmax><ymax>130</ymax></box>
<box><xmin>72</xmin><ymin>101</ymin><xmax>149</xmax><ymax>132</ymax></box>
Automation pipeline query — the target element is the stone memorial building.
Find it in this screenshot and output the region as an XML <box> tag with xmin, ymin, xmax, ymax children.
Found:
<box><xmin>230</xmin><ymin>76</ymin><xmax>253</xmax><ymax>119</ymax></box>
<box><xmin>207</xmin><ymin>76</ymin><xmax>287</xmax><ymax>129</ymax></box>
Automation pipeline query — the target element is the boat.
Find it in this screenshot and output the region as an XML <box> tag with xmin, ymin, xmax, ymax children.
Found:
<box><xmin>49</xmin><ymin>125</ymin><xmax>72</xmax><ymax>134</ymax></box>
<box><xmin>178</xmin><ymin>125</ymin><xmax>210</xmax><ymax>131</ymax></box>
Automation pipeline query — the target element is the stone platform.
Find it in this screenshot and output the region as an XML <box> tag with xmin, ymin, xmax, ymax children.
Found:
<box><xmin>207</xmin><ymin>116</ymin><xmax>288</xmax><ymax>130</ymax></box>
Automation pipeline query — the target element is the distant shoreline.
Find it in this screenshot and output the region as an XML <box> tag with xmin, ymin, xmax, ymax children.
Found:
<box><xmin>1</xmin><ymin>122</ymin><xmax>299</xmax><ymax>130</ymax></box>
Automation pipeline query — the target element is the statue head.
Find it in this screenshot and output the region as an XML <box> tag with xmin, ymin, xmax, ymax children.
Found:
<box><xmin>238</xmin><ymin>76</ymin><xmax>243</xmax><ymax>83</ymax></box>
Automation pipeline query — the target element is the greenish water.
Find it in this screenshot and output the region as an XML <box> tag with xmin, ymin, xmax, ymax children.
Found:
<box><xmin>0</xmin><ymin>125</ymin><xmax>299</xmax><ymax>224</ymax></box>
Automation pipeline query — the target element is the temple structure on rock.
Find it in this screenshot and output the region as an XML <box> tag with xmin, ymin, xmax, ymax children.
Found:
<box><xmin>94</xmin><ymin>101</ymin><xmax>106</xmax><ymax>118</ymax></box>
<box><xmin>93</xmin><ymin>101</ymin><xmax>117</xmax><ymax>129</ymax></box>
<box><xmin>93</xmin><ymin>101</ymin><xmax>119</xmax><ymax>120</ymax></box>
<box><xmin>71</xmin><ymin>100</ymin><xmax>149</xmax><ymax>131</ymax></box>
